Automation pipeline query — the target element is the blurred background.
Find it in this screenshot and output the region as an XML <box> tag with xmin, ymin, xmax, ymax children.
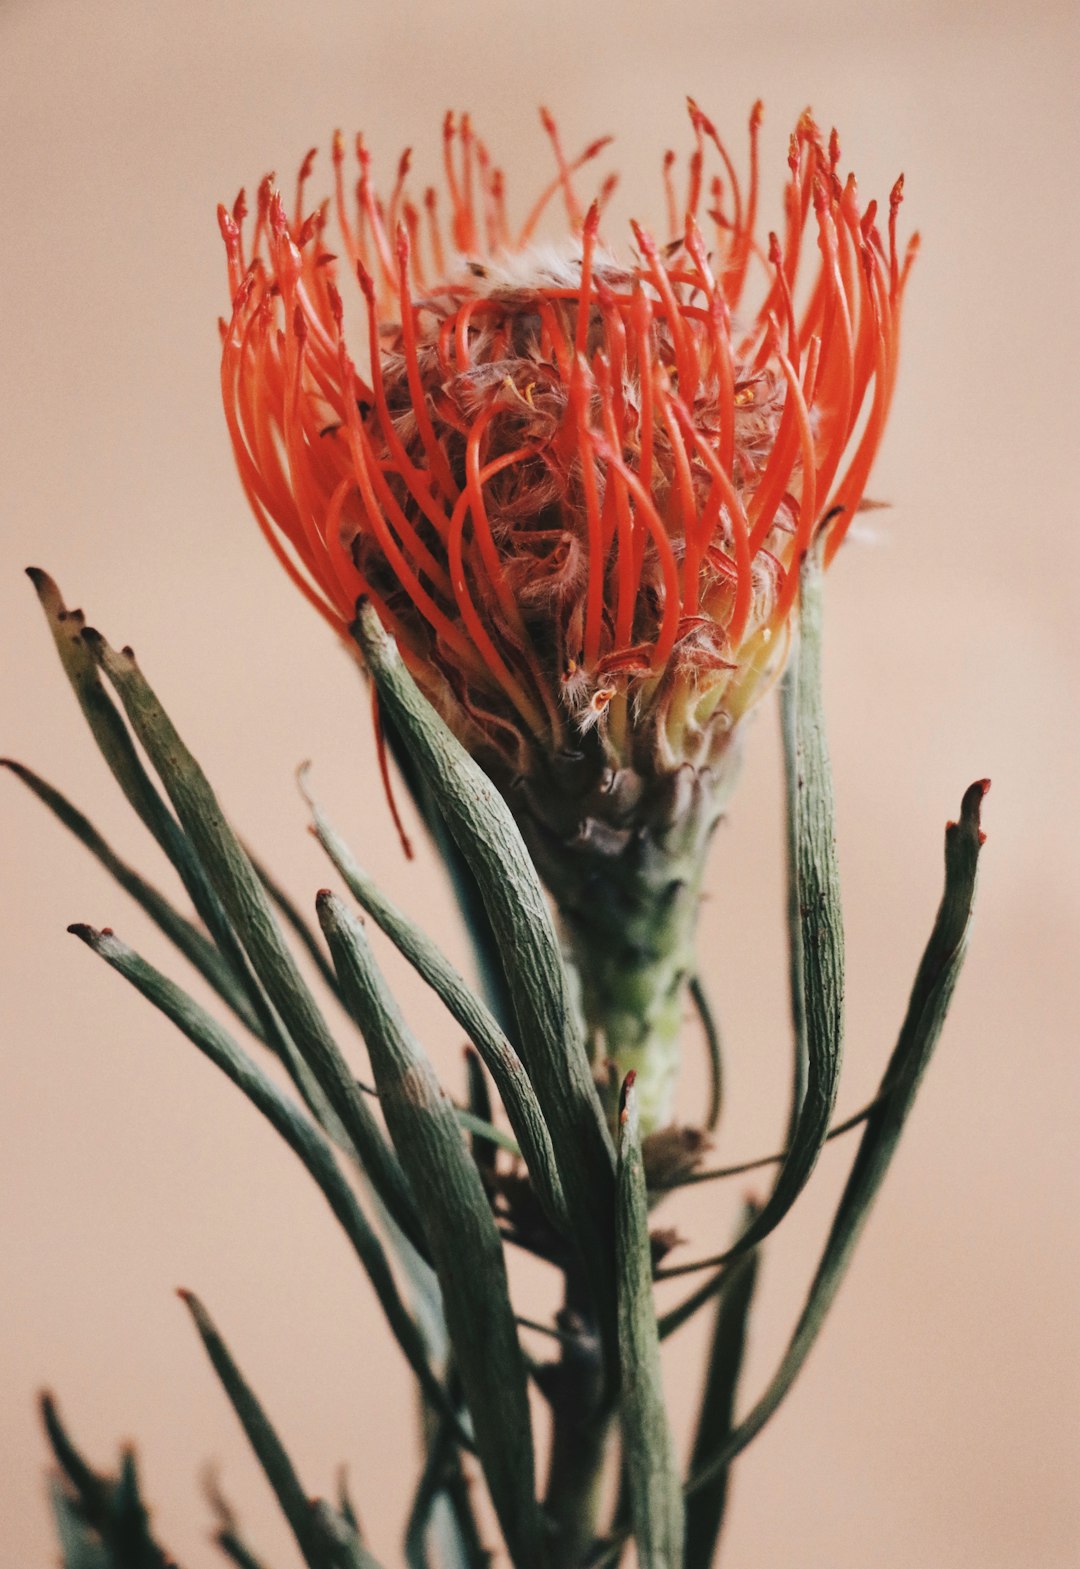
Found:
<box><xmin>2</xmin><ymin>0</ymin><xmax>1078</xmax><ymax>1564</ymax></box>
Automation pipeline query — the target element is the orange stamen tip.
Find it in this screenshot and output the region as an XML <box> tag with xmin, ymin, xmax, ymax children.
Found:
<box><xmin>331</xmin><ymin>130</ymin><xmax>344</xmax><ymax>163</ymax></box>
<box><xmin>750</xmin><ymin>99</ymin><xmax>764</xmax><ymax>129</ymax></box>
<box><xmin>583</xmin><ymin>199</ymin><xmax>601</xmax><ymax>237</ymax></box>
<box><xmin>891</xmin><ymin>173</ymin><xmax>905</xmax><ymax>208</ymax></box>
<box><xmin>268</xmin><ymin>190</ymin><xmax>288</xmax><ymax>237</ymax></box>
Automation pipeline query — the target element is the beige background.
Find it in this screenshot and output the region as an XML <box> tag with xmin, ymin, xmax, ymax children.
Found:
<box><xmin>2</xmin><ymin>0</ymin><xmax>1078</xmax><ymax>1565</ymax></box>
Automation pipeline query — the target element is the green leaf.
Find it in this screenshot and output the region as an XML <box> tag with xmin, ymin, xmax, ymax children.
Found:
<box><xmin>180</xmin><ymin>1291</ymin><xmax>327</xmax><ymax>1569</ymax></box>
<box><xmin>352</xmin><ymin>604</ymin><xmax>616</xmax><ymax>1363</ymax></box>
<box><xmin>656</xmin><ymin>1265</ymin><xmax>731</xmax><ymax>1342</ymax></box>
<box><xmin>615</xmin><ymin>1075</ymin><xmax>683</xmax><ymax>1569</ymax></box>
<box><xmin>686</xmin><ymin>779</ymin><xmax>989</xmax><ymax>1495</ymax></box>
<box><xmin>684</xmin><ymin>1204</ymin><xmax>761</xmax><ymax>1569</ymax></box>
<box><xmin>28</xmin><ymin>570</ymin><xmax>289</xmax><ymax>1064</ymax></box>
<box><xmin>317</xmin><ymin>891</ymin><xmax>542</xmax><ymax>1569</ymax></box>
<box><xmin>310</xmin><ymin>1501</ymin><xmax>387</xmax><ymax>1569</ymax></box>
<box><xmin>465</xmin><ymin>1046</ymin><xmax>497</xmax><ymax>1181</ymax></box>
<box><xmin>41</xmin><ymin>1395</ymin><xmax>176</xmax><ymax>1569</ymax></box>
<box><xmin>379</xmin><ymin>705</ymin><xmax>518</xmax><ymax>1039</ymax></box>
<box><xmin>305</xmin><ymin>779</ymin><xmax>567</xmax><ymax>1232</ymax></box>
<box><xmin>779</xmin><ymin>657</ymin><xmax>809</xmax><ymax>1146</ymax></box>
<box><xmin>689</xmin><ymin>974</ymin><xmax>724</xmax><ymax>1132</ymax></box>
<box><xmin>248</xmin><ymin>847</ymin><xmax>342</xmax><ymax>1001</ymax></box>
<box><xmin>67</xmin><ymin>924</ymin><xmax>450</xmax><ymax>1417</ymax></box>
<box><xmin>49</xmin><ymin>1483</ymin><xmax>112</xmax><ymax>1569</ymax></box>
<box><xmin>2</xmin><ymin>759</ymin><xmax>261</xmax><ymax>1035</ymax></box>
<box><xmin>663</xmin><ymin>543</ymin><xmax>845</xmax><ymax>1276</ymax></box>
<box><xmin>78</xmin><ymin>627</ymin><xmax>424</xmax><ymax>1259</ymax></box>
<box><xmin>205</xmin><ymin>1474</ymin><xmax>272</xmax><ymax>1569</ymax></box>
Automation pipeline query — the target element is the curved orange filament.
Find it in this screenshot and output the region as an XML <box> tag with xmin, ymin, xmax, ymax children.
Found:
<box><xmin>444</xmin><ymin>484</ymin><xmax>547</xmax><ymax>733</ymax></box>
<box><xmin>771</xmin><ymin>338</ymin><xmax>819</xmax><ymax>623</ymax></box>
<box><xmin>395</xmin><ymin>227</ymin><xmax>458</xmax><ymax>502</ymax></box>
<box><xmin>594</xmin><ymin>439</ymin><xmax>682</xmax><ymax>670</ymax></box>
<box><xmin>669</xmin><ymin>398</ymin><xmax>753</xmax><ymax>648</ymax></box>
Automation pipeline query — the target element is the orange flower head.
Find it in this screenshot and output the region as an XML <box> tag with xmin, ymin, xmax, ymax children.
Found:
<box><xmin>220</xmin><ymin>105</ymin><xmax>913</xmax><ymax>796</ymax></box>
<box><xmin>220</xmin><ymin>105</ymin><xmax>914</xmax><ymax>1121</ymax></box>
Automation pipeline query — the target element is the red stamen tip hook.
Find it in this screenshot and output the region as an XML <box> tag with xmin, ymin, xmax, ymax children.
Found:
<box><xmin>217</xmin><ymin>204</ymin><xmax>239</xmax><ymax>246</ymax></box>
<box><xmin>750</xmin><ymin>99</ymin><xmax>764</xmax><ymax>130</ymax></box>
<box><xmin>583</xmin><ymin>198</ymin><xmax>601</xmax><ymax>238</ymax></box>
<box><xmin>355</xmin><ymin>259</ymin><xmax>376</xmax><ymax>303</ymax></box>
<box><xmin>232</xmin><ymin>188</ymin><xmax>247</xmax><ymax>225</ymax></box>
<box><xmin>331</xmin><ymin>129</ymin><xmax>344</xmax><ymax>165</ymax></box>
<box><xmin>890</xmin><ymin>173</ymin><xmax>905</xmax><ymax>212</ymax></box>
<box><xmin>299</xmin><ymin>147</ymin><xmax>318</xmax><ymax>183</ymax></box>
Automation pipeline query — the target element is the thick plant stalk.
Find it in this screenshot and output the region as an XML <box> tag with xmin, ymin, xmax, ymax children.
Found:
<box><xmin>615</xmin><ymin>1074</ymin><xmax>683</xmax><ymax>1569</ymax></box>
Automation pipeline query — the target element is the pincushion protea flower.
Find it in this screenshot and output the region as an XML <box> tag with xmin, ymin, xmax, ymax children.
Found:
<box><xmin>219</xmin><ymin>104</ymin><xmax>914</xmax><ymax>1126</ymax></box>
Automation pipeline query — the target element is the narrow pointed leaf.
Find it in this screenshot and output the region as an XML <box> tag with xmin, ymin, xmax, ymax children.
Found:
<box><xmin>81</xmin><ymin>628</ymin><xmax>424</xmax><ymax>1258</ymax></box>
<box><xmin>67</xmin><ymin>924</ymin><xmax>448</xmax><ymax>1416</ymax></box>
<box><xmin>42</xmin><ymin>1396</ymin><xmax>176</xmax><ymax>1569</ymax></box>
<box><xmin>616</xmin><ymin>1075</ymin><xmax>683</xmax><ymax>1569</ymax></box>
<box><xmin>49</xmin><ymin>1481</ymin><xmax>111</xmax><ymax>1569</ymax></box>
<box><xmin>465</xmin><ymin>1047</ymin><xmax>497</xmax><ymax>1181</ymax></box>
<box><xmin>380</xmin><ymin>706</ymin><xmax>519</xmax><ymax>1038</ymax></box>
<box><xmin>181</xmin><ymin>1292</ymin><xmax>327</xmax><ymax>1569</ymax></box>
<box><xmin>672</xmin><ymin>544</ymin><xmax>844</xmax><ymax>1274</ymax></box>
<box><xmin>318</xmin><ymin>891</ymin><xmax>542</xmax><ymax>1569</ymax></box>
<box><xmin>206</xmin><ymin>1477</ymin><xmax>272</xmax><ymax>1569</ymax></box>
<box><xmin>3</xmin><ymin>759</ymin><xmax>261</xmax><ymax>1035</ymax></box>
<box><xmin>310</xmin><ymin>1502</ymin><xmax>386</xmax><ymax>1569</ymax></box>
<box><xmin>780</xmin><ymin>657</ymin><xmax>809</xmax><ymax>1145</ymax></box>
<box><xmin>306</xmin><ymin>784</ymin><xmax>567</xmax><ymax>1231</ymax></box>
<box><xmin>689</xmin><ymin>975</ymin><xmax>724</xmax><ymax>1132</ymax></box>
<box><xmin>28</xmin><ymin>571</ymin><xmax>292</xmax><ymax>1064</ymax></box>
<box><xmin>686</xmin><ymin>780</ymin><xmax>989</xmax><ymax>1495</ymax></box>
<box><xmin>353</xmin><ymin>604</ymin><xmax>616</xmax><ymax>1354</ymax></box>
<box><xmin>657</xmin><ymin>1265</ymin><xmax>731</xmax><ymax>1342</ymax></box>
<box><xmin>684</xmin><ymin>1205</ymin><xmax>761</xmax><ymax>1569</ymax></box>
<box><xmin>248</xmin><ymin>848</ymin><xmax>341</xmax><ymax>1000</ymax></box>
<box><xmin>214</xmin><ymin>1532</ymin><xmax>268</xmax><ymax>1569</ymax></box>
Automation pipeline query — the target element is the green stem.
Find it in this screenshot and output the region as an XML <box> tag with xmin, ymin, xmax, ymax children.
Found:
<box><xmin>525</xmin><ymin>767</ymin><xmax>723</xmax><ymax>1132</ymax></box>
<box><xmin>543</xmin><ymin>1267</ymin><xmax>611</xmax><ymax>1569</ymax></box>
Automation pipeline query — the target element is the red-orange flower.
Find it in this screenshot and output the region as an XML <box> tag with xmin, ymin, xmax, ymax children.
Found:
<box><xmin>219</xmin><ymin>104</ymin><xmax>914</xmax><ymax>1123</ymax></box>
<box><xmin>219</xmin><ymin>104</ymin><xmax>913</xmax><ymax>792</ymax></box>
